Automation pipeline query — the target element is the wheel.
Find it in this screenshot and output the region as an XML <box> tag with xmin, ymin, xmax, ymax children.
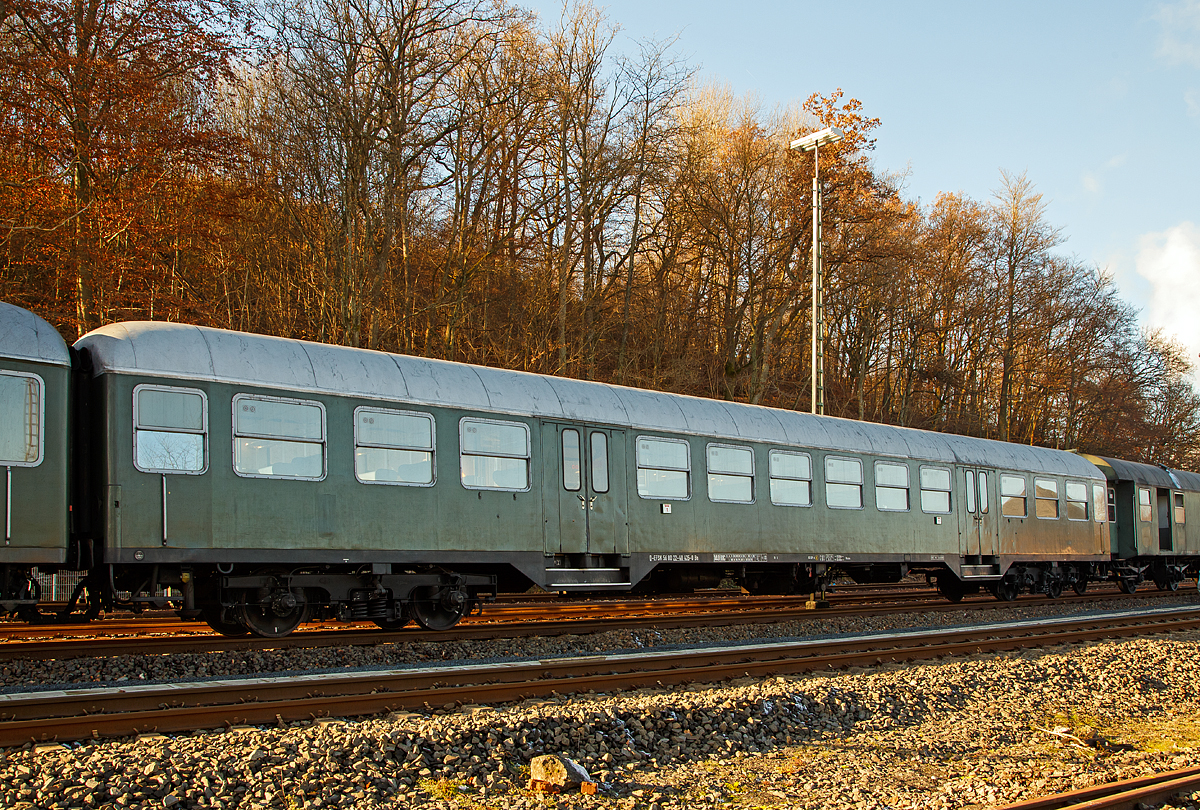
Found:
<box><xmin>1117</xmin><ymin>578</ymin><xmax>1137</xmax><ymax>595</ymax></box>
<box><xmin>1157</xmin><ymin>578</ymin><xmax>1179</xmax><ymax>592</ymax></box>
<box><xmin>992</xmin><ymin>580</ymin><xmax>1019</xmax><ymax>602</ymax></box>
<box><xmin>372</xmin><ymin>604</ymin><xmax>411</xmax><ymax>631</ymax></box>
<box><xmin>1072</xmin><ymin>577</ymin><xmax>1088</xmax><ymax>596</ymax></box>
<box><xmin>936</xmin><ymin>576</ymin><xmax>965</xmax><ymax>603</ymax></box>
<box><xmin>409</xmin><ymin>585</ymin><xmax>468</xmax><ymax>631</ymax></box>
<box><xmin>1046</xmin><ymin>579</ymin><xmax>1063</xmax><ymax>599</ymax></box>
<box><xmin>237</xmin><ymin>580</ymin><xmax>308</xmax><ymax>638</ymax></box>
<box><xmin>202</xmin><ymin>605</ymin><xmax>249</xmax><ymax>636</ymax></box>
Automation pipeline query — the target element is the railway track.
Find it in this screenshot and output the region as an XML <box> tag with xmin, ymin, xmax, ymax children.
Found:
<box><xmin>3</xmin><ymin>605</ymin><xmax>1198</xmax><ymax>747</ymax></box>
<box><xmin>0</xmin><ymin>585</ymin><xmax>1193</xmax><ymax>661</ymax></box>
<box><xmin>995</xmin><ymin>763</ymin><xmax>1200</xmax><ymax>809</ymax></box>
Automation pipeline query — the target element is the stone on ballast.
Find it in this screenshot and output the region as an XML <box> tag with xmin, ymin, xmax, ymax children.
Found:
<box><xmin>529</xmin><ymin>753</ymin><xmax>593</xmax><ymax>793</ymax></box>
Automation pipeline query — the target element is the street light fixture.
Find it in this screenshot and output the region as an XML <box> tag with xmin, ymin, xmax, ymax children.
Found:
<box><xmin>790</xmin><ymin>126</ymin><xmax>844</xmax><ymax>415</ymax></box>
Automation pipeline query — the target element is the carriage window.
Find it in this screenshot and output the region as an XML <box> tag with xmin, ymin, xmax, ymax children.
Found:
<box><xmin>978</xmin><ymin>472</ymin><xmax>989</xmax><ymax>514</ymax></box>
<box><xmin>590</xmin><ymin>432</ymin><xmax>609</xmax><ymax>494</ymax></box>
<box><xmin>1139</xmin><ymin>487</ymin><xmax>1152</xmax><ymax>522</ymax></box>
<box><xmin>769</xmin><ymin>450</ymin><xmax>812</xmax><ymax>507</ymax></box>
<box><xmin>875</xmin><ymin>462</ymin><xmax>909</xmax><ymax>512</ymax></box>
<box><xmin>234</xmin><ymin>395</ymin><xmax>325</xmax><ymax>479</ymax></box>
<box><xmin>1001</xmin><ymin>474</ymin><xmax>1027</xmax><ymax>517</ymax></box>
<box><xmin>561</xmin><ymin>429</ymin><xmax>581</xmax><ymax>491</ymax></box>
<box><xmin>1175</xmin><ymin>492</ymin><xmax>1185</xmax><ymax>524</ymax></box>
<box><xmin>1108</xmin><ymin>488</ymin><xmax>1117</xmax><ymax>523</ymax></box>
<box><xmin>1094</xmin><ymin>485</ymin><xmax>1107</xmax><ymax>523</ymax></box>
<box><xmin>966</xmin><ymin>470</ymin><xmax>976</xmax><ymax>514</ymax></box>
<box><xmin>354</xmin><ymin>408</ymin><xmax>434</xmax><ymax>486</ymax></box>
<box><xmin>1065</xmin><ymin>481</ymin><xmax>1089</xmax><ymax>521</ymax></box>
<box><xmin>636</xmin><ymin>437</ymin><xmax>690</xmax><ymax>499</ymax></box>
<box><xmin>920</xmin><ymin>466</ymin><xmax>952</xmax><ymax>514</ymax></box>
<box><xmin>1035</xmin><ymin>478</ymin><xmax>1060</xmax><ymax>519</ymax></box>
<box><xmin>134</xmin><ymin>385</ymin><xmax>207</xmax><ymax>474</ymax></box>
<box><xmin>825</xmin><ymin>456</ymin><xmax>863</xmax><ymax>509</ymax></box>
<box><xmin>707</xmin><ymin>444</ymin><xmax>754</xmax><ymax>504</ymax></box>
<box><xmin>460</xmin><ymin>418</ymin><xmax>530</xmax><ymax>491</ymax></box>
<box><xmin>0</xmin><ymin>372</ymin><xmax>43</xmax><ymax>466</ymax></box>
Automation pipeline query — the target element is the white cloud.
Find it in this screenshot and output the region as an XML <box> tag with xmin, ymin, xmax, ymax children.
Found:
<box><xmin>1187</xmin><ymin>88</ymin><xmax>1200</xmax><ymax>116</ymax></box>
<box><xmin>1156</xmin><ymin>1</ymin><xmax>1200</xmax><ymax>67</ymax></box>
<box><xmin>1080</xmin><ymin>154</ymin><xmax>1127</xmax><ymax>196</ymax></box>
<box><xmin>1135</xmin><ymin>221</ymin><xmax>1200</xmax><ymax>378</ymax></box>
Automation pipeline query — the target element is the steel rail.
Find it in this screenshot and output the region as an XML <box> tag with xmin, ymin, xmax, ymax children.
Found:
<box><xmin>993</xmin><ymin>764</ymin><xmax>1200</xmax><ymax>809</ymax></box>
<box><xmin>2</xmin><ymin>606</ymin><xmax>1198</xmax><ymax>747</ymax></box>
<box><xmin>0</xmin><ymin>586</ymin><xmax>1184</xmax><ymax>661</ymax></box>
<box><xmin>0</xmin><ymin>586</ymin><xmax>1189</xmax><ymax>661</ymax></box>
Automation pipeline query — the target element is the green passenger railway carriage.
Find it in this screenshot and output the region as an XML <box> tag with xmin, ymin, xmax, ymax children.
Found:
<box><xmin>0</xmin><ymin>298</ymin><xmax>1196</xmax><ymax>637</ymax></box>
<box><xmin>0</xmin><ymin>302</ymin><xmax>72</xmax><ymax>613</ymax></box>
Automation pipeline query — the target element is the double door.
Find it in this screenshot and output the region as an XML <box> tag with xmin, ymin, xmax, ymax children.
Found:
<box><xmin>542</xmin><ymin>423</ymin><xmax>627</xmax><ymax>555</ymax></box>
<box><xmin>962</xmin><ymin>467</ymin><xmax>999</xmax><ymax>558</ymax></box>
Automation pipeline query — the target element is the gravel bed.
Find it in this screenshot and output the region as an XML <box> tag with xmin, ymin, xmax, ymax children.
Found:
<box><xmin>5</xmin><ymin>625</ymin><xmax>1200</xmax><ymax>809</ymax></box>
<box><xmin>2</xmin><ymin>592</ymin><xmax>1199</xmax><ymax>692</ymax></box>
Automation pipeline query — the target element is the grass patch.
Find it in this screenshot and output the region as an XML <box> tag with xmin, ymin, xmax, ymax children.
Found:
<box><xmin>1105</xmin><ymin>714</ymin><xmax>1200</xmax><ymax>753</ymax></box>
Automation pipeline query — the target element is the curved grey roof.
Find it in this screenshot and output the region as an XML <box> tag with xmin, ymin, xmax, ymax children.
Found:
<box><xmin>76</xmin><ymin>321</ymin><xmax>1104</xmax><ymax>480</ymax></box>
<box><xmin>1097</xmin><ymin>456</ymin><xmax>1200</xmax><ymax>492</ymax></box>
<box><xmin>0</xmin><ymin>301</ymin><xmax>71</xmax><ymax>367</ymax></box>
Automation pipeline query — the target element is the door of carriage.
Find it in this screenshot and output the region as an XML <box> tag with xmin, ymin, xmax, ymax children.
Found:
<box><xmin>541</xmin><ymin>422</ymin><xmax>628</xmax><ymax>556</ymax></box>
<box><xmin>961</xmin><ymin>467</ymin><xmax>999</xmax><ymax>558</ymax></box>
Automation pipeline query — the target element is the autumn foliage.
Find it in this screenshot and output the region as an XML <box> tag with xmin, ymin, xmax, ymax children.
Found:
<box><xmin>2</xmin><ymin>0</ymin><xmax>1197</xmax><ymax>466</ymax></box>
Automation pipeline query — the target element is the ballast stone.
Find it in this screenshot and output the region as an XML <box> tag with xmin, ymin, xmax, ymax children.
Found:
<box><xmin>529</xmin><ymin>753</ymin><xmax>594</xmax><ymax>793</ymax></box>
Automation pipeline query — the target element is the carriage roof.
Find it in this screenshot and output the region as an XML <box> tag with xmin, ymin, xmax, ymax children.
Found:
<box><xmin>76</xmin><ymin>320</ymin><xmax>1104</xmax><ymax>480</ymax></box>
<box><xmin>0</xmin><ymin>301</ymin><xmax>71</xmax><ymax>367</ymax></box>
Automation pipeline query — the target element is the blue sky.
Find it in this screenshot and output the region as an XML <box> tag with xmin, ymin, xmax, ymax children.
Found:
<box><xmin>523</xmin><ymin>0</ymin><xmax>1200</xmax><ymax>373</ymax></box>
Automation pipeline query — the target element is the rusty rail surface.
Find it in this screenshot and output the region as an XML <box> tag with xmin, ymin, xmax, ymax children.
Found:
<box><xmin>2</xmin><ymin>606</ymin><xmax>1198</xmax><ymax>748</ymax></box>
<box><xmin>993</xmin><ymin>764</ymin><xmax>1200</xmax><ymax>809</ymax></box>
<box><xmin>0</xmin><ymin>585</ymin><xmax>1190</xmax><ymax>662</ymax></box>
<box><xmin>0</xmin><ymin>584</ymin><xmax>1187</xmax><ymax>661</ymax></box>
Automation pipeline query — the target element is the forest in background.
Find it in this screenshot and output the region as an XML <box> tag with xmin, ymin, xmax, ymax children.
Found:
<box><xmin>3</xmin><ymin>0</ymin><xmax>1199</xmax><ymax>466</ymax></box>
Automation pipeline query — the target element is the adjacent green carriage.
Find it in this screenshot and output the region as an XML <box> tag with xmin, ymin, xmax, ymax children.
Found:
<box><xmin>0</xmin><ymin>302</ymin><xmax>72</xmax><ymax>614</ymax></box>
<box><xmin>1086</xmin><ymin>455</ymin><xmax>1200</xmax><ymax>592</ymax></box>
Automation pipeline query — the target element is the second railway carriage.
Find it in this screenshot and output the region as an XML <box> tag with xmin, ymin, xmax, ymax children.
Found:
<box><xmin>69</xmin><ymin>319</ymin><xmax>1112</xmax><ymax>636</ymax></box>
<box><xmin>0</xmin><ymin>302</ymin><xmax>72</xmax><ymax>614</ymax></box>
<box><xmin>1086</xmin><ymin>455</ymin><xmax>1200</xmax><ymax>592</ymax></box>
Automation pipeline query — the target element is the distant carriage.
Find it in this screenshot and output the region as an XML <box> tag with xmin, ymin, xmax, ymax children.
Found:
<box><xmin>0</xmin><ymin>300</ymin><xmax>1195</xmax><ymax>637</ymax></box>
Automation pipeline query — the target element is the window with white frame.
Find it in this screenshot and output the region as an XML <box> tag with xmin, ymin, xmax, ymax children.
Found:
<box><xmin>1001</xmin><ymin>474</ymin><xmax>1027</xmax><ymax>517</ymax></box>
<box><xmin>1065</xmin><ymin>481</ymin><xmax>1089</xmax><ymax>521</ymax></box>
<box><xmin>459</xmin><ymin>418</ymin><xmax>530</xmax><ymax>491</ymax></box>
<box><xmin>1035</xmin><ymin>478</ymin><xmax>1060</xmax><ymax>519</ymax></box>
<box><xmin>707</xmin><ymin>444</ymin><xmax>754</xmax><ymax>503</ymax></box>
<box><xmin>1175</xmin><ymin>492</ymin><xmax>1185</xmax><ymax>524</ymax></box>
<box><xmin>233</xmin><ymin>394</ymin><xmax>325</xmax><ymax>479</ymax></box>
<box><xmin>1139</xmin><ymin>488</ymin><xmax>1153</xmax><ymax>522</ymax></box>
<box><xmin>636</xmin><ymin>437</ymin><xmax>690</xmax><ymax>499</ymax></box>
<box><xmin>0</xmin><ymin>371</ymin><xmax>43</xmax><ymax>466</ymax></box>
<box><xmin>134</xmin><ymin>385</ymin><xmax>207</xmax><ymax>473</ymax></box>
<box><xmin>825</xmin><ymin>456</ymin><xmax>863</xmax><ymax>509</ymax></box>
<box><xmin>874</xmin><ymin>461</ymin><xmax>909</xmax><ymax>512</ymax></box>
<box><xmin>354</xmin><ymin>407</ymin><xmax>434</xmax><ymax>485</ymax></box>
<box><xmin>920</xmin><ymin>466</ymin><xmax>952</xmax><ymax>513</ymax></box>
<box><xmin>769</xmin><ymin>450</ymin><xmax>812</xmax><ymax>506</ymax></box>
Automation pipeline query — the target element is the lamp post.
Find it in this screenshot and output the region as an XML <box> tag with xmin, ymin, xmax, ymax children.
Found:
<box><xmin>790</xmin><ymin>126</ymin><xmax>844</xmax><ymax>415</ymax></box>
